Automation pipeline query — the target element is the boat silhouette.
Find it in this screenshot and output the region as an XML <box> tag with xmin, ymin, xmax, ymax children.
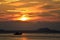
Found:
<box><xmin>14</xmin><ymin>32</ymin><xmax>22</xmax><ymax>35</ymax></box>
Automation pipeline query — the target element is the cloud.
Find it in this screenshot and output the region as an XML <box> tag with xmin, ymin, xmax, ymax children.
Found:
<box><xmin>0</xmin><ymin>3</ymin><xmax>18</xmax><ymax>13</ymax></box>
<box><xmin>49</xmin><ymin>10</ymin><xmax>60</xmax><ymax>18</ymax></box>
<box><xmin>0</xmin><ymin>12</ymin><xmax>22</xmax><ymax>21</ymax></box>
<box><xmin>50</xmin><ymin>10</ymin><xmax>60</xmax><ymax>14</ymax></box>
<box><xmin>52</xmin><ymin>0</ymin><xmax>60</xmax><ymax>2</ymax></box>
<box><xmin>7</xmin><ymin>2</ymin><xmax>27</xmax><ymax>6</ymax></box>
<box><xmin>4</xmin><ymin>0</ymin><xmax>20</xmax><ymax>2</ymax></box>
<box><xmin>26</xmin><ymin>7</ymin><xmax>60</xmax><ymax>22</ymax></box>
<box><xmin>0</xmin><ymin>0</ymin><xmax>4</xmax><ymax>2</ymax></box>
<box><xmin>41</xmin><ymin>5</ymin><xmax>55</xmax><ymax>9</ymax></box>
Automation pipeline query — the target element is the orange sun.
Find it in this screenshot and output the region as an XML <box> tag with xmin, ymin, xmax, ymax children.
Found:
<box><xmin>19</xmin><ymin>15</ymin><xmax>30</xmax><ymax>21</ymax></box>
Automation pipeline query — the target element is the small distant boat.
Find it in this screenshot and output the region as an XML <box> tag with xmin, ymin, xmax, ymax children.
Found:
<box><xmin>14</xmin><ymin>32</ymin><xmax>22</xmax><ymax>35</ymax></box>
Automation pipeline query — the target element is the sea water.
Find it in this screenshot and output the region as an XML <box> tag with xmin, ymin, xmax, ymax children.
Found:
<box><xmin>0</xmin><ymin>33</ymin><xmax>60</xmax><ymax>40</ymax></box>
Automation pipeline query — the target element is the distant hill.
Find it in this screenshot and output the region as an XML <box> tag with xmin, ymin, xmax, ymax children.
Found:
<box><xmin>37</xmin><ymin>28</ymin><xmax>60</xmax><ymax>33</ymax></box>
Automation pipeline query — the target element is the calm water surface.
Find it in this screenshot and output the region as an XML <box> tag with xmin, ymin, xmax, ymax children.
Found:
<box><xmin>0</xmin><ymin>33</ymin><xmax>60</xmax><ymax>40</ymax></box>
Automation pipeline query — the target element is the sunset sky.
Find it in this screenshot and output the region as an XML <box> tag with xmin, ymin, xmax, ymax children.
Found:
<box><xmin>0</xmin><ymin>0</ymin><xmax>60</xmax><ymax>30</ymax></box>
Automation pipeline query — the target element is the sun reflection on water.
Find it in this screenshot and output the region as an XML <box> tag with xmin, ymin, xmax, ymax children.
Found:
<box><xmin>15</xmin><ymin>33</ymin><xmax>28</xmax><ymax>40</ymax></box>
<box><xmin>15</xmin><ymin>37</ymin><xmax>28</xmax><ymax>40</ymax></box>
<box><xmin>21</xmin><ymin>37</ymin><xmax>28</xmax><ymax>40</ymax></box>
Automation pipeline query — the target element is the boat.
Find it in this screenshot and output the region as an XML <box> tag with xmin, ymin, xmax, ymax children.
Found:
<box><xmin>14</xmin><ymin>32</ymin><xmax>22</xmax><ymax>35</ymax></box>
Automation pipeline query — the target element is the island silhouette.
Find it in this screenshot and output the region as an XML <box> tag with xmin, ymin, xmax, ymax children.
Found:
<box><xmin>0</xmin><ymin>28</ymin><xmax>60</xmax><ymax>33</ymax></box>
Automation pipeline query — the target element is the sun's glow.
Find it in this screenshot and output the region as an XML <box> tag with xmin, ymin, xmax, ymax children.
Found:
<box><xmin>19</xmin><ymin>15</ymin><xmax>30</xmax><ymax>21</ymax></box>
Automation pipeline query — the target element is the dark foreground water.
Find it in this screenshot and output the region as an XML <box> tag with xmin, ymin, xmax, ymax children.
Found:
<box><xmin>0</xmin><ymin>33</ymin><xmax>60</xmax><ymax>40</ymax></box>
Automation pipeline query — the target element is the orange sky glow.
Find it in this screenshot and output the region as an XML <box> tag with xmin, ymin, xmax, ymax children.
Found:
<box><xmin>0</xmin><ymin>0</ymin><xmax>60</xmax><ymax>22</ymax></box>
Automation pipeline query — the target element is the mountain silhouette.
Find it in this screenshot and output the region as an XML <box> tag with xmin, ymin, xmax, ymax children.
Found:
<box><xmin>37</xmin><ymin>28</ymin><xmax>60</xmax><ymax>33</ymax></box>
